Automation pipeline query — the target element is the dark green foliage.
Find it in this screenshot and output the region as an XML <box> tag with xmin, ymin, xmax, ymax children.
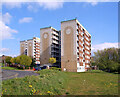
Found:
<box><xmin>16</xmin><ymin>56</ymin><xmax>20</xmax><ymax>64</ymax></box>
<box><xmin>12</xmin><ymin>55</ymin><xmax>32</xmax><ymax>68</ymax></box>
<box><xmin>30</xmin><ymin>58</ymin><xmax>36</xmax><ymax>67</ymax></box>
<box><xmin>3</xmin><ymin>55</ymin><xmax>32</xmax><ymax>69</ymax></box>
<box><xmin>18</xmin><ymin>55</ymin><xmax>32</xmax><ymax>67</ymax></box>
<box><xmin>94</xmin><ymin>48</ymin><xmax>120</xmax><ymax>73</ymax></box>
<box><xmin>10</xmin><ymin>57</ymin><xmax>17</xmax><ymax>64</ymax></box>
<box><xmin>5</xmin><ymin>56</ymin><xmax>12</xmax><ymax>65</ymax></box>
<box><xmin>50</xmin><ymin>67</ymin><xmax>61</xmax><ymax>71</ymax></box>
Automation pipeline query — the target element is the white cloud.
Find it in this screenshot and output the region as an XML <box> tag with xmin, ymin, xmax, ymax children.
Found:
<box><xmin>90</xmin><ymin>2</ymin><xmax>98</xmax><ymax>6</ymax></box>
<box><xmin>0</xmin><ymin>48</ymin><xmax>10</xmax><ymax>53</ymax></box>
<box><xmin>85</xmin><ymin>0</ymin><xmax>119</xmax><ymax>6</ymax></box>
<box><xmin>0</xmin><ymin>12</ymin><xmax>18</xmax><ymax>40</ymax></box>
<box><xmin>2</xmin><ymin>0</ymin><xmax>118</xmax><ymax>11</ymax></box>
<box><xmin>0</xmin><ymin>21</ymin><xmax>18</xmax><ymax>40</ymax></box>
<box><xmin>2</xmin><ymin>12</ymin><xmax>12</xmax><ymax>24</ymax></box>
<box><xmin>91</xmin><ymin>42</ymin><xmax>118</xmax><ymax>55</ymax></box>
<box><xmin>8</xmin><ymin>54</ymin><xmax>19</xmax><ymax>57</ymax></box>
<box><xmin>19</xmin><ymin>17</ymin><xmax>33</xmax><ymax>23</ymax></box>
<box><xmin>27</xmin><ymin>4</ymin><xmax>38</xmax><ymax>12</ymax></box>
<box><xmin>3</xmin><ymin>1</ymin><xmax>64</xmax><ymax>11</ymax></box>
<box><xmin>38</xmin><ymin>2</ymin><xmax>64</xmax><ymax>10</ymax></box>
<box><xmin>3</xmin><ymin>2</ymin><xmax>22</xmax><ymax>9</ymax></box>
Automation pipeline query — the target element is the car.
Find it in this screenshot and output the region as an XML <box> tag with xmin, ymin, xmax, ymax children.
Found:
<box><xmin>34</xmin><ymin>66</ymin><xmax>48</xmax><ymax>71</ymax></box>
<box><xmin>41</xmin><ymin>66</ymin><xmax>47</xmax><ymax>69</ymax></box>
<box><xmin>34</xmin><ymin>66</ymin><xmax>41</xmax><ymax>71</ymax></box>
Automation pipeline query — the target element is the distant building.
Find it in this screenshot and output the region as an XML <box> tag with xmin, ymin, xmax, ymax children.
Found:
<box><xmin>20</xmin><ymin>37</ymin><xmax>40</xmax><ymax>64</ymax></box>
<box><xmin>40</xmin><ymin>26</ymin><xmax>61</xmax><ymax>67</ymax></box>
<box><xmin>61</xmin><ymin>19</ymin><xmax>91</xmax><ymax>72</ymax></box>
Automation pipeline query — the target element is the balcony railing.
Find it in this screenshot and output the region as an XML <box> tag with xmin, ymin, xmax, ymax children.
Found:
<box><xmin>52</xmin><ymin>31</ymin><xmax>59</xmax><ymax>36</ymax></box>
<box><xmin>52</xmin><ymin>40</ymin><xmax>58</xmax><ymax>44</ymax></box>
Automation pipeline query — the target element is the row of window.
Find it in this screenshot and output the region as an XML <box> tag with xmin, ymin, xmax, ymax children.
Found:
<box><xmin>85</xmin><ymin>40</ymin><xmax>89</xmax><ymax>46</ymax></box>
<box><xmin>85</xmin><ymin>55</ymin><xmax>90</xmax><ymax>59</ymax></box>
<box><xmin>85</xmin><ymin>45</ymin><xmax>90</xmax><ymax>50</ymax></box>
<box><xmin>52</xmin><ymin>31</ymin><xmax>59</xmax><ymax>36</ymax></box>
<box><xmin>35</xmin><ymin>55</ymin><xmax>40</xmax><ymax>57</ymax></box>
<box><xmin>52</xmin><ymin>35</ymin><xmax>59</xmax><ymax>40</ymax></box>
<box><xmin>84</xmin><ymin>35</ymin><xmax>90</xmax><ymax>41</ymax></box>
<box><xmin>85</xmin><ymin>32</ymin><xmax>90</xmax><ymax>38</ymax></box>
<box><xmin>52</xmin><ymin>40</ymin><xmax>59</xmax><ymax>44</ymax></box>
<box><xmin>85</xmin><ymin>50</ymin><xmax>90</xmax><ymax>55</ymax></box>
<box><xmin>85</xmin><ymin>60</ymin><xmax>90</xmax><ymax>63</ymax></box>
<box><xmin>36</xmin><ymin>58</ymin><xmax>40</xmax><ymax>60</ymax></box>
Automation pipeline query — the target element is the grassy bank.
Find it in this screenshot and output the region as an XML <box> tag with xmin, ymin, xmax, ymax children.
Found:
<box><xmin>2</xmin><ymin>69</ymin><xmax>67</xmax><ymax>95</ymax></box>
<box><xmin>65</xmin><ymin>71</ymin><xmax>118</xmax><ymax>95</ymax></box>
<box><xmin>2</xmin><ymin>69</ymin><xmax>118</xmax><ymax>95</ymax></box>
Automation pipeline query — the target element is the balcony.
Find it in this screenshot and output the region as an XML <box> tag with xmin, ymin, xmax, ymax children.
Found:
<box><xmin>52</xmin><ymin>36</ymin><xmax>59</xmax><ymax>40</ymax></box>
<box><xmin>52</xmin><ymin>40</ymin><xmax>58</xmax><ymax>44</ymax></box>
<box><xmin>77</xmin><ymin>42</ymin><xmax>79</xmax><ymax>47</ymax></box>
<box><xmin>76</xmin><ymin>30</ymin><xmax>79</xmax><ymax>35</ymax></box>
<box><xmin>52</xmin><ymin>31</ymin><xmax>59</xmax><ymax>36</ymax></box>
<box><xmin>77</xmin><ymin>48</ymin><xmax>79</xmax><ymax>53</ymax></box>
<box><xmin>51</xmin><ymin>45</ymin><xmax>59</xmax><ymax>49</ymax></box>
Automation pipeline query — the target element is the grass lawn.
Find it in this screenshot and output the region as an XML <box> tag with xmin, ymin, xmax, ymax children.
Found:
<box><xmin>1</xmin><ymin>67</ymin><xmax>22</xmax><ymax>70</ymax></box>
<box><xmin>2</xmin><ymin>69</ymin><xmax>119</xmax><ymax>95</ymax></box>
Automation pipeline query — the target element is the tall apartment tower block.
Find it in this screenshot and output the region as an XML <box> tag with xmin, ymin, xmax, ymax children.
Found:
<box><xmin>61</xmin><ymin>19</ymin><xmax>91</xmax><ymax>72</ymax></box>
<box><xmin>40</xmin><ymin>27</ymin><xmax>61</xmax><ymax>67</ymax></box>
<box><xmin>20</xmin><ymin>37</ymin><xmax>40</xmax><ymax>64</ymax></box>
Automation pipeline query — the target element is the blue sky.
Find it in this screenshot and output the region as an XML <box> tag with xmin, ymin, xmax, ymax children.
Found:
<box><xmin>1</xmin><ymin>2</ymin><xmax>118</xmax><ymax>56</ymax></box>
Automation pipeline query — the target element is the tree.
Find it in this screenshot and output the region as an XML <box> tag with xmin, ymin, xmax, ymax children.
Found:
<box><xmin>10</xmin><ymin>57</ymin><xmax>16</xmax><ymax>64</ymax></box>
<box><xmin>93</xmin><ymin>48</ymin><xmax>120</xmax><ymax>73</ymax></box>
<box><xmin>5</xmin><ymin>56</ymin><xmax>12</xmax><ymax>65</ymax></box>
<box><xmin>49</xmin><ymin>57</ymin><xmax>56</xmax><ymax>65</ymax></box>
<box><xmin>16</xmin><ymin>56</ymin><xmax>20</xmax><ymax>64</ymax></box>
<box><xmin>19</xmin><ymin>55</ymin><xmax>32</xmax><ymax>67</ymax></box>
<box><xmin>30</xmin><ymin>58</ymin><xmax>36</xmax><ymax>67</ymax></box>
<box><xmin>107</xmin><ymin>61</ymin><xmax>120</xmax><ymax>72</ymax></box>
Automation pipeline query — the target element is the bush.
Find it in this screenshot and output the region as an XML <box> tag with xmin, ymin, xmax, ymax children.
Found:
<box><xmin>10</xmin><ymin>57</ymin><xmax>16</xmax><ymax>64</ymax></box>
<box><xmin>107</xmin><ymin>61</ymin><xmax>119</xmax><ymax>72</ymax></box>
<box><xmin>50</xmin><ymin>67</ymin><xmax>61</xmax><ymax>71</ymax></box>
<box><xmin>15</xmin><ymin>55</ymin><xmax>32</xmax><ymax>68</ymax></box>
<box><xmin>118</xmin><ymin>65</ymin><xmax>120</xmax><ymax>74</ymax></box>
<box><xmin>49</xmin><ymin>57</ymin><xmax>56</xmax><ymax>65</ymax></box>
<box><xmin>94</xmin><ymin>48</ymin><xmax>120</xmax><ymax>73</ymax></box>
<box><xmin>5</xmin><ymin>56</ymin><xmax>12</xmax><ymax>65</ymax></box>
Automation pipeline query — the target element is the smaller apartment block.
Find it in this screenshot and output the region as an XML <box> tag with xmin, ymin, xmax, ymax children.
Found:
<box><xmin>20</xmin><ymin>37</ymin><xmax>40</xmax><ymax>64</ymax></box>
<box><xmin>61</xmin><ymin>19</ymin><xmax>91</xmax><ymax>72</ymax></box>
<box><xmin>40</xmin><ymin>26</ymin><xmax>61</xmax><ymax>67</ymax></box>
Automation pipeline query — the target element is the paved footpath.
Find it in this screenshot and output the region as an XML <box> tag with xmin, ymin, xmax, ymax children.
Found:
<box><xmin>2</xmin><ymin>69</ymin><xmax>39</xmax><ymax>80</ymax></box>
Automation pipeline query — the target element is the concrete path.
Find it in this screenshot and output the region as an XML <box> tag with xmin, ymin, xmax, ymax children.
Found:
<box><xmin>2</xmin><ymin>69</ymin><xmax>39</xmax><ymax>80</ymax></box>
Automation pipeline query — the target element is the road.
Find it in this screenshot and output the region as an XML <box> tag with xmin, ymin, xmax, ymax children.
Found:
<box><xmin>1</xmin><ymin>69</ymin><xmax>39</xmax><ymax>80</ymax></box>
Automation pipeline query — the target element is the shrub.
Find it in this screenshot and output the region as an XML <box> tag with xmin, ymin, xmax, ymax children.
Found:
<box><xmin>10</xmin><ymin>57</ymin><xmax>16</xmax><ymax>64</ymax></box>
<box><xmin>49</xmin><ymin>57</ymin><xmax>56</xmax><ymax>65</ymax></box>
<box><xmin>50</xmin><ymin>67</ymin><xmax>61</xmax><ymax>71</ymax></box>
<box><xmin>5</xmin><ymin>56</ymin><xmax>12</xmax><ymax>65</ymax></box>
<box><xmin>16</xmin><ymin>55</ymin><xmax>32</xmax><ymax>68</ymax></box>
<box><xmin>94</xmin><ymin>48</ymin><xmax>120</xmax><ymax>73</ymax></box>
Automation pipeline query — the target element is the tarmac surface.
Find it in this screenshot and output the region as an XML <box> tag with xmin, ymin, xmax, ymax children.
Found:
<box><xmin>1</xmin><ymin>69</ymin><xmax>39</xmax><ymax>80</ymax></box>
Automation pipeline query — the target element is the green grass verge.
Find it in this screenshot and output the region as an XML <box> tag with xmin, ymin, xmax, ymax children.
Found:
<box><xmin>64</xmin><ymin>70</ymin><xmax>118</xmax><ymax>95</ymax></box>
<box><xmin>2</xmin><ymin>69</ymin><xmax>67</xmax><ymax>95</ymax></box>
<box><xmin>1</xmin><ymin>67</ymin><xmax>21</xmax><ymax>70</ymax></box>
<box><xmin>2</xmin><ymin>69</ymin><xmax>119</xmax><ymax>95</ymax></box>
